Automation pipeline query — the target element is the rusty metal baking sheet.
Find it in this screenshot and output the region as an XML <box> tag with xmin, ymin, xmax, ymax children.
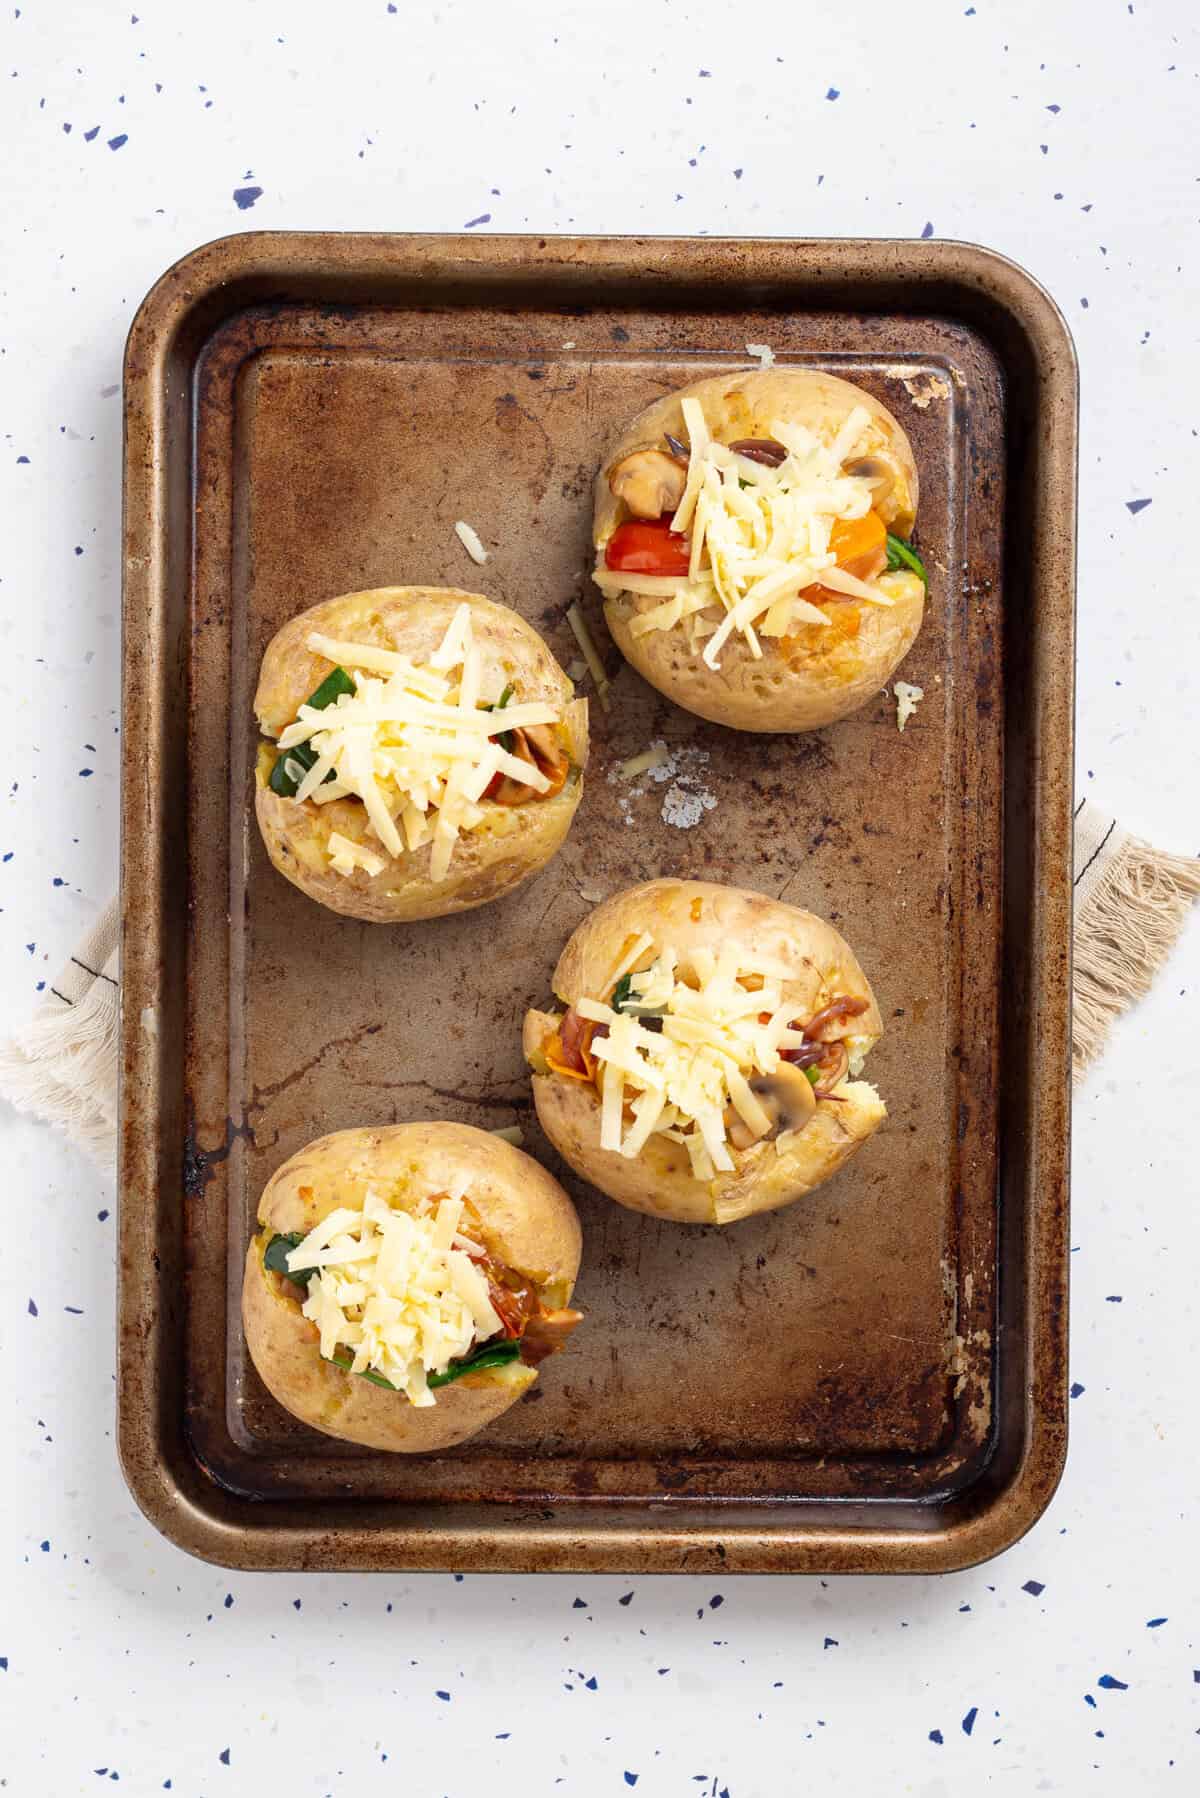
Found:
<box><xmin>119</xmin><ymin>234</ymin><xmax>1076</xmax><ymax>1572</ymax></box>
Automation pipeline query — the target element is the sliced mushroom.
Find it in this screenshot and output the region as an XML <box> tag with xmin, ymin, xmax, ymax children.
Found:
<box><xmin>843</xmin><ymin>456</ymin><xmax>895</xmax><ymax>505</ymax></box>
<box><xmin>608</xmin><ymin>448</ymin><xmax>689</xmax><ymax>519</ymax></box>
<box><xmin>724</xmin><ymin>1062</ymin><xmax>817</xmax><ymax>1150</ymax></box>
<box><xmin>490</xmin><ymin>724</ymin><xmax>568</xmax><ymax>806</ymax></box>
<box><xmin>727</xmin><ymin>437</ymin><xmax>788</xmax><ymax>468</ymax></box>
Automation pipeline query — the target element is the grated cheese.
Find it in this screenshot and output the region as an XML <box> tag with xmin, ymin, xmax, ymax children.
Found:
<box><xmin>288</xmin><ymin>1193</ymin><xmax>503</xmax><ymax>1407</ymax></box>
<box><xmin>894</xmin><ymin>680</ymin><xmax>924</xmax><ymax>732</ymax></box>
<box><xmin>596</xmin><ymin>397</ymin><xmax>896</xmax><ymax>667</ymax></box>
<box><xmin>570</xmin><ymin>941</ymin><xmax>869</xmax><ymax>1180</ymax></box>
<box><xmin>276</xmin><ymin>605</ymin><xmax>563</xmax><ymax>883</ymax></box>
<box><xmin>617</xmin><ymin>744</ymin><xmax>672</xmax><ymax>780</ymax></box>
<box><xmin>489</xmin><ymin>1124</ymin><xmax>525</xmax><ymax>1145</ymax></box>
<box><xmin>326</xmin><ymin>832</ymin><xmax>387</xmax><ymax>878</ymax></box>
<box><xmin>745</xmin><ymin>342</ymin><xmax>776</xmax><ymax>369</ymax></box>
<box><xmin>566</xmin><ymin>602</ymin><xmax>611</xmax><ymax>711</ymax></box>
<box><xmin>453</xmin><ymin>520</ymin><xmax>489</xmax><ymax>565</ymax></box>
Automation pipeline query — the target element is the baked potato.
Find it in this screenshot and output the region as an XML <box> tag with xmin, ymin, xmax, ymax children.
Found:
<box><xmin>242</xmin><ymin>1121</ymin><xmax>583</xmax><ymax>1452</ymax></box>
<box><xmin>524</xmin><ymin>879</ymin><xmax>886</xmax><ymax>1225</ymax></box>
<box><xmin>592</xmin><ymin>367</ymin><xmax>926</xmax><ymax>732</ymax></box>
<box><xmin>254</xmin><ymin>587</ymin><xmax>588</xmax><ymax>922</ymax></box>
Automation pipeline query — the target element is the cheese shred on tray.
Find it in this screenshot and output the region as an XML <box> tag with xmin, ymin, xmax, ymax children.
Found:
<box><xmin>272</xmin><ymin>603</ymin><xmax>565</xmax><ymax>882</ymax></box>
<box><xmin>594</xmin><ymin>397</ymin><xmax>900</xmax><ymax>669</ymax></box>
<box><xmin>287</xmin><ymin>1194</ymin><xmax>503</xmax><ymax>1407</ymax></box>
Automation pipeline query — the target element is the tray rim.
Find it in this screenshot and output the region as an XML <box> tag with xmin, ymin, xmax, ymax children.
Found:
<box><xmin>119</xmin><ymin>230</ymin><xmax>1076</xmax><ymax>1574</ymax></box>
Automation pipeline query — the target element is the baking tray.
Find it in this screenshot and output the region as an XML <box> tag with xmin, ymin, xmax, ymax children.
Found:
<box><xmin>119</xmin><ymin>233</ymin><xmax>1076</xmax><ymax>1573</ymax></box>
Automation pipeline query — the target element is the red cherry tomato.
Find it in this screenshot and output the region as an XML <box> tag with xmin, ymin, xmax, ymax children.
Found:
<box><xmin>604</xmin><ymin>520</ymin><xmax>691</xmax><ymax>576</ymax></box>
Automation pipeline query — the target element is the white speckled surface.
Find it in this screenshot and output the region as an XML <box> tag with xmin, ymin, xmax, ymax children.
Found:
<box><xmin>2</xmin><ymin>0</ymin><xmax>1198</xmax><ymax>1791</ymax></box>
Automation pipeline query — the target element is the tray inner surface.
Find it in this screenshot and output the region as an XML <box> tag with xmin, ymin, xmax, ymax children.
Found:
<box><xmin>182</xmin><ymin>298</ymin><xmax>1004</xmax><ymax>1507</ymax></box>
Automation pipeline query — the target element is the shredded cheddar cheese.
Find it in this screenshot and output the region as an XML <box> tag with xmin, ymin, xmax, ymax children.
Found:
<box><xmin>287</xmin><ymin>1193</ymin><xmax>502</xmax><ymax>1408</ymax></box>
<box><xmin>593</xmin><ymin>398</ymin><xmax>896</xmax><ymax>667</ymax></box>
<box><xmin>275</xmin><ymin>604</ymin><xmax>563</xmax><ymax>883</ymax></box>
<box><xmin>573</xmin><ymin>941</ymin><xmax>863</xmax><ymax>1181</ymax></box>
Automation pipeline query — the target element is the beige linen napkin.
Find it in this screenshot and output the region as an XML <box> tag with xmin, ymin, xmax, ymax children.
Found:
<box><xmin>1</xmin><ymin>803</ymin><xmax>1196</xmax><ymax>1165</ymax></box>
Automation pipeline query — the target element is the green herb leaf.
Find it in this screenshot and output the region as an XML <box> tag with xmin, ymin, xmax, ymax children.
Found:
<box><xmin>305</xmin><ymin>665</ymin><xmax>356</xmax><ymax>710</ymax></box>
<box><xmin>328</xmin><ymin>1347</ymin><xmax>400</xmax><ymax>1391</ymax></box>
<box><xmin>428</xmin><ymin>1340</ymin><xmax>522</xmax><ymax>1387</ymax></box>
<box><xmin>885</xmin><ymin>534</ymin><xmax>928</xmax><ymax>584</ymax></box>
<box><xmin>264</xmin><ymin>1231</ymin><xmax>321</xmax><ymax>1287</ymax></box>
<box><xmin>323</xmin><ymin>1337</ymin><xmax>522</xmax><ymax>1393</ymax></box>
<box><xmin>266</xmin><ymin>666</ymin><xmax>354</xmax><ymax>797</ymax></box>
<box><xmin>804</xmin><ymin>1065</ymin><xmax>822</xmax><ymax>1087</ymax></box>
<box><xmin>610</xmin><ymin>971</ymin><xmax>664</xmax><ymax>1031</ymax></box>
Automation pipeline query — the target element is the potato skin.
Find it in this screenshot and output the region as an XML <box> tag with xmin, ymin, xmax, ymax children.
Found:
<box><xmin>594</xmin><ymin>367</ymin><xmax>924</xmax><ymax>733</ymax></box>
<box><xmin>242</xmin><ymin>1122</ymin><xmax>582</xmax><ymax>1452</ymax></box>
<box><xmin>254</xmin><ymin>587</ymin><xmax>588</xmax><ymax>922</ymax></box>
<box><xmin>524</xmin><ymin>879</ymin><xmax>886</xmax><ymax>1226</ymax></box>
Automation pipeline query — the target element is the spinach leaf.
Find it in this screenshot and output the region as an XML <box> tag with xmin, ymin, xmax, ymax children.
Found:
<box><xmin>264</xmin><ymin>1231</ymin><xmax>321</xmax><ymax>1287</ymax></box>
<box><xmin>428</xmin><ymin>1340</ymin><xmax>522</xmax><ymax>1387</ymax></box>
<box><xmin>885</xmin><ymin>534</ymin><xmax>928</xmax><ymax>585</ymax></box>
<box><xmin>267</xmin><ymin>665</ymin><xmax>354</xmax><ymax>797</ymax></box>
<box><xmin>610</xmin><ymin>971</ymin><xmax>664</xmax><ymax>1031</ymax></box>
<box><xmin>324</xmin><ymin>1337</ymin><xmax>522</xmax><ymax>1393</ymax></box>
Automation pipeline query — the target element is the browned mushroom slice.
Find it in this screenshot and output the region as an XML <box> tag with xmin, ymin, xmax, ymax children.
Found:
<box><xmin>489</xmin><ymin>724</ymin><xmax>568</xmax><ymax>806</ymax></box>
<box><xmin>520</xmin><ymin>1307</ymin><xmax>584</xmax><ymax>1366</ymax></box>
<box><xmin>724</xmin><ymin>1062</ymin><xmax>817</xmax><ymax>1150</ymax></box>
<box><xmin>608</xmin><ymin>448</ymin><xmax>689</xmax><ymax>519</ymax></box>
<box><xmin>843</xmin><ymin>456</ymin><xmax>896</xmax><ymax>506</ymax></box>
<box><xmin>727</xmin><ymin>438</ymin><xmax>788</xmax><ymax>467</ymax></box>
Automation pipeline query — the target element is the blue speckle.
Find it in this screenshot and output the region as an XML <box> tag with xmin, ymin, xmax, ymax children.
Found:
<box><xmin>79</xmin><ymin>768</ymin><xmax>94</xmax><ymax>777</ymax></box>
<box><xmin>0</xmin><ymin>1656</ymin><xmax>7</xmax><ymax>1670</ymax></box>
<box><xmin>624</xmin><ymin>1777</ymin><xmax>639</xmax><ymax>1788</ymax></box>
<box><xmin>1097</xmin><ymin>1674</ymin><xmax>1128</xmax><ymax>1690</ymax></box>
<box><xmin>65</xmin><ymin>1306</ymin><xmax>83</xmax><ymax>1315</ymax></box>
<box><xmin>1070</xmin><ymin>1381</ymin><xmax>1085</xmax><ymax>1397</ymax></box>
<box><xmin>920</xmin><ymin>221</ymin><xmax>934</xmax><ymax>239</ymax></box>
<box><xmin>28</xmin><ymin>1298</ymin><xmax>37</xmax><ymax>1316</ymax></box>
<box><xmin>1146</xmin><ymin>1617</ymin><xmax>1167</xmax><ymax>1628</ymax></box>
<box><xmin>464</xmin><ymin>213</ymin><xmax>491</xmax><ymax>229</ymax></box>
<box><xmin>1084</xmin><ymin>1694</ymin><xmax>1097</xmax><ymax>1708</ymax></box>
<box><xmin>618</xmin><ymin>1592</ymin><xmax>634</xmax><ymax>1606</ymax></box>
<box><xmin>388</xmin><ymin>2</ymin><xmax>397</xmax><ymax>9</ymax></box>
<box><xmin>572</xmin><ymin>1597</ymin><xmax>587</xmax><ymax>1609</ymax></box>
<box><xmin>107</xmin><ymin>133</ymin><xmax>127</xmax><ymax>150</ymax></box>
<box><xmin>825</xmin><ymin>87</ymin><xmax>839</xmax><ymax>100</ymax></box>
<box><xmin>53</xmin><ymin>876</ymin><xmax>66</xmax><ymax>886</ymax></box>
<box><xmin>25</xmin><ymin>942</ymin><xmax>34</xmax><ymax>954</ymax></box>
<box><xmin>16</xmin><ymin>454</ymin><xmax>29</xmax><ymax>464</ymax></box>
<box><xmin>1047</xmin><ymin>103</ymin><xmax>1061</xmax><ymax>112</ymax></box>
<box><xmin>929</xmin><ymin>1729</ymin><xmax>943</xmax><ymax>1744</ymax></box>
<box><xmin>233</xmin><ymin>185</ymin><xmax>263</xmax><ymax>210</ymax></box>
<box><xmin>962</xmin><ymin>1706</ymin><xmax>978</xmax><ymax>1736</ymax></box>
<box><xmin>1022</xmin><ymin>1579</ymin><xmax>1045</xmax><ymax>1596</ymax></box>
<box><xmin>1125</xmin><ymin>499</ymin><xmax>1151</xmax><ymax>515</ymax></box>
<box><xmin>823</xmin><ymin>1637</ymin><xmax>838</xmax><ymax>1649</ymax></box>
<box><xmin>292</xmin><ymin>1599</ymin><xmax>301</xmax><ymax>1610</ymax></box>
<box><xmin>585</xmin><ymin>1676</ymin><xmax>598</xmax><ymax>1690</ymax></box>
<box><xmin>219</xmin><ymin>1750</ymin><xmax>230</xmax><ymax>1766</ymax></box>
<box><xmin>709</xmin><ymin>1595</ymin><xmax>724</xmax><ymax>1609</ymax></box>
<box><xmin>223</xmin><ymin>1593</ymin><xmax>234</xmax><ymax>1608</ymax></box>
<box><xmin>1105</xmin><ymin>1294</ymin><xmax>1123</xmax><ymax>1302</ymax></box>
<box><xmin>40</xmin><ymin>1539</ymin><xmax>50</xmax><ymax>1552</ymax></box>
<box><xmin>98</xmin><ymin>1209</ymin><xmax>109</xmax><ymax>1221</ymax></box>
<box><xmin>435</xmin><ymin>1690</ymin><xmax>450</xmax><ymax>1701</ymax></box>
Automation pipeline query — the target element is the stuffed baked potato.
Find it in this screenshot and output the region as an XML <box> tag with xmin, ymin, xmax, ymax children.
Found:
<box><xmin>524</xmin><ymin>879</ymin><xmax>886</xmax><ymax>1225</ymax></box>
<box><xmin>242</xmin><ymin>1121</ymin><xmax>583</xmax><ymax>1452</ymax></box>
<box><xmin>255</xmin><ymin>587</ymin><xmax>588</xmax><ymax>922</ymax></box>
<box><xmin>593</xmin><ymin>367</ymin><xmax>926</xmax><ymax>732</ymax></box>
